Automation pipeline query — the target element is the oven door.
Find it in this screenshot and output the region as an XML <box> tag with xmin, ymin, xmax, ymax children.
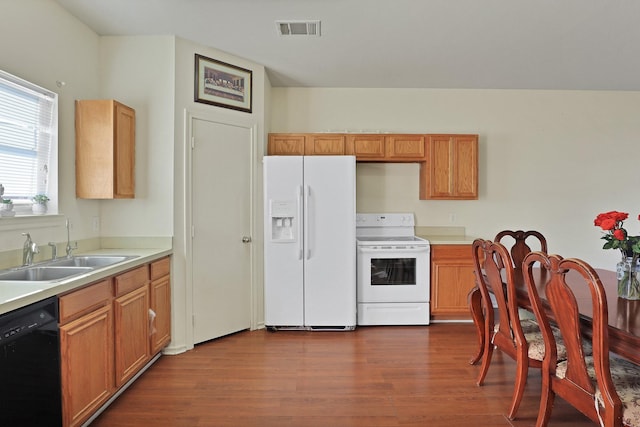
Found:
<box><xmin>357</xmin><ymin>245</ymin><xmax>429</xmax><ymax>303</ymax></box>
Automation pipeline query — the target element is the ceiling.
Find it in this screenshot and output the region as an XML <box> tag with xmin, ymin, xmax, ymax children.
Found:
<box><xmin>54</xmin><ymin>0</ymin><xmax>640</xmax><ymax>90</ymax></box>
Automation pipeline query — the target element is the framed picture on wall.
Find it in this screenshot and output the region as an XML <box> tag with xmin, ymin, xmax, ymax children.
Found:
<box><xmin>194</xmin><ymin>54</ymin><xmax>252</xmax><ymax>113</ymax></box>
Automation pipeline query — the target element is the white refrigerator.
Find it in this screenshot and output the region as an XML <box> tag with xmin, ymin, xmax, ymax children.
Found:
<box><xmin>263</xmin><ymin>155</ymin><xmax>356</xmax><ymax>330</ymax></box>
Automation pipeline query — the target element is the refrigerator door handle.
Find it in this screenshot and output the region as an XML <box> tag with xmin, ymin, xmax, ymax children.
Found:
<box><xmin>304</xmin><ymin>184</ymin><xmax>311</xmax><ymax>260</ymax></box>
<box><xmin>297</xmin><ymin>185</ymin><xmax>303</xmax><ymax>260</ymax></box>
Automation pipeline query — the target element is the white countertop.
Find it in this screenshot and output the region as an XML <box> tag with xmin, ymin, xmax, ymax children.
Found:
<box><xmin>0</xmin><ymin>248</ymin><xmax>172</xmax><ymax>315</ymax></box>
<box><xmin>414</xmin><ymin>226</ymin><xmax>477</xmax><ymax>245</ymax></box>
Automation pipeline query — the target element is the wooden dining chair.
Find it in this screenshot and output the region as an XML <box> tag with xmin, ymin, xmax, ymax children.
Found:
<box><xmin>495</xmin><ymin>230</ymin><xmax>547</xmax><ymax>270</ymax></box>
<box><xmin>523</xmin><ymin>252</ymin><xmax>640</xmax><ymax>427</ymax></box>
<box><xmin>471</xmin><ymin>238</ymin><xmax>564</xmax><ymax>420</ymax></box>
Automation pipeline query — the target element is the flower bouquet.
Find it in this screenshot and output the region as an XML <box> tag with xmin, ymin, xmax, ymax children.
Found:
<box><xmin>594</xmin><ymin>211</ymin><xmax>640</xmax><ymax>299</ymax></box>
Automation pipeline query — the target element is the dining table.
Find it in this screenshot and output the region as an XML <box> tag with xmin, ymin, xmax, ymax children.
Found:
<box><xmin>468</xmin><ymin>267</ymin><xmax>640</xmax><ymax>365</ymax></box>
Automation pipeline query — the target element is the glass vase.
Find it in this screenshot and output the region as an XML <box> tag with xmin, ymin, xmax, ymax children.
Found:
<box><xmin>616</xmin><ymin>257</ymin><xmax>640</xmax><ymax>300</ymax></box>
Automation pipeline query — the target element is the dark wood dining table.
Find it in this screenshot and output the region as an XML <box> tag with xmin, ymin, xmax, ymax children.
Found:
<box><xmin>469</xmin><ymin>267</ymin><xmax>640</xmax><ymax>365</ymax></box>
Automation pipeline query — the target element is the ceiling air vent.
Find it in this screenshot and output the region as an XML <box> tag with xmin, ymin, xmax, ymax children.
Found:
<box><xmin>276</xmin><ymin>20</ymin><xmax>321</xmax><ymax>36</ymax></box>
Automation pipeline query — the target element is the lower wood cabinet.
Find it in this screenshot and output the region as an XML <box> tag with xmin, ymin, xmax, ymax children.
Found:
<box><xmin>150</xmin><ymin>257</ymin><xmax>171</xmax><ymax>353</ymax></box>
<box><xmin>114</xmin><ymin>266</ymin><xmax>150</xmax><ymax>387</ymax></box>
<box><xmin>430</xmin><ymin>244</ymin><xmax>475</xmax><ymax>321</ymax></box>
<box><xmin>58</xmin><ymin>257</ymin><xmax>171</xmax><ymax>427</ymax></box>
<box><xmin>59</xmin><ymin>280</ymin><xmax>114</xmax><ymax>427</ymax></box>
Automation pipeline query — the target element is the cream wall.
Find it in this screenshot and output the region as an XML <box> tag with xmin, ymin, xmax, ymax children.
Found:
<box><xmin>98</xmin><ymin>36</ymin><xmax>175</xmax><ymax>237</ymax></box>
<box><xmin>0</xmin><ymin>0</ymin><xmax>100</xmax><ymax>249</ymax></box>
<box><xmin>271</xmin><ymin>88</ymin><xmax>640</xmax><ymax>269</ymax></box>
<box><xmin>0</xmin><ymin>2</ymin><xmax>176</xmax><ymax>245</ymax></box>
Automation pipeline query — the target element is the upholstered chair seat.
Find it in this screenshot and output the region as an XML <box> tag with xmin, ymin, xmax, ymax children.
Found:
<box><xmin>556</xmin><ymin>355</ymin><xmax>640</xmax><ymax>427</ymax></box>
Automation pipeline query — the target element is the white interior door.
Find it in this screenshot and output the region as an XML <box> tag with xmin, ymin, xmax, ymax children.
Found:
<box><xmin>191</xmin><ymin>117</ymin><xmax>253</xmax><ymax>344</ymax></box>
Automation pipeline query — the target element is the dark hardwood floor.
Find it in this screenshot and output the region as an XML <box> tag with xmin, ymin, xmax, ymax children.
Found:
<box><xmin>91</xmin><ymin>324</ymin><xmax>594</xmax><ymax>426</ymax></box>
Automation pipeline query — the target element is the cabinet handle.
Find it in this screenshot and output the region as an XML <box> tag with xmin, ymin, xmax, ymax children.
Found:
<box><xmin>149</xmin><ymin>308</ymin><xmax>156</xmax><ymax>336</ymax></box>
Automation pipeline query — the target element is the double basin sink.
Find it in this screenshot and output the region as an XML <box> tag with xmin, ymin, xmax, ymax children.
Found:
<box><xmin>0</xmin><ymin>255</ymin><xmax>139</xmax><ymax>283</ymax></box>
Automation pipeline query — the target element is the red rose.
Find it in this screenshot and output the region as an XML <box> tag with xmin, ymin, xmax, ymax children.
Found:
<box><xmin>613</xmin><ymin>229</ymin><xmax>626</xmax><ymax>240</ymax></box>
<box><xmin>614</xmin><ymin>211</ymin><xmax>629</xmax><ymax>222</ymax></box>
<box><xmin>594</xmin><ymin>211</ymin><xmax>629</xmax><ymax>230</ymax></box>
<box><xmin>598</xmin><ymin>218</ymin><xmax>617</xmax><ymax>231</ymax></box>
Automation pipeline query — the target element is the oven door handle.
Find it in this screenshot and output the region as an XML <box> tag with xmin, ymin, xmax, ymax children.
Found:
<box><xmin>358</xmin><ymin>246</ymin><xmax>429</xmax><ymax>253</ymax></box>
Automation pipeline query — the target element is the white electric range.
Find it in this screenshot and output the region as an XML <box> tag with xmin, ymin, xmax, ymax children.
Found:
<box><xmin>356</xmin><ymin>213</ymin><xmax>430</xmax><ymax>325</ymax></box>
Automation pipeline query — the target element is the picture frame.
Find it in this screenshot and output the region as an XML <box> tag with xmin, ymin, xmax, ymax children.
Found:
<box><xmin>194</xmin><ymin>54</ymin><xmax>252</xmax><ymax>113</ymax></box>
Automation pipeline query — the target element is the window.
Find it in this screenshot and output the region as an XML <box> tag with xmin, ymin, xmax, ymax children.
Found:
<box><xmin>0</xmin><ymin>70</ymin><xmax>57</xmax><ymax>214</ymax></box>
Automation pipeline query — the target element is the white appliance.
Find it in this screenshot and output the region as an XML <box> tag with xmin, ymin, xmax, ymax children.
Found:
<box><xmin>263</xmin><ymin>156</ymin><xmax>356</xmax><ymax>331</ymax></box>
<box><xmin>356</xmin><ymin>213</ymin><xmax>431</xmax><ymax>325</ymax></box>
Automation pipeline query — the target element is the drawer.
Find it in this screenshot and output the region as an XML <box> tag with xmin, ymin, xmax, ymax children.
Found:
<box><xmin>114</xmin><ymin>266</ymin><xmax>149</xmax><ymax>297</ymax></box>
<box><xmin>150</xmin><ymin>257</ymin><xmax>170</xmax><ymax>281</ymax></box>
<box><xmin>59</xmin><ymin>279</ymin><xmax>112</xmax><ymax>324</ymax></box>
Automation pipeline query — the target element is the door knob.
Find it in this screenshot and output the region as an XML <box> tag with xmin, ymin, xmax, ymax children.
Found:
<box><xmin>242</xmin><ymin>236</ymin><xmax>252</xmax><ymax>243</ymax></box>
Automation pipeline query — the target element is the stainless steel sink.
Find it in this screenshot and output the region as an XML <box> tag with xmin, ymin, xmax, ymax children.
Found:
<box><xmin>0</xmin><ymin>266</ymin><xmax>93</xmax><ymax>282</ymax></box>
<box><xmin>0</xmin><ymin>255</ymin><xmax>139</xmax><ymax>283</ymax></box>
<box><xmin>47</xmin><ymin>255</ymin><xmax>138</xmax><ymax>268</ymax></box>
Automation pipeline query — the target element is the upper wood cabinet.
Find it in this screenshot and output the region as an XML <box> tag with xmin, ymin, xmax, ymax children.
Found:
<box><xmin>267</xmin><ymin>134</ymin><xmax>305</xmax><ymax>155</ymax></box>
<box><xmin>420</xmin><ymin>134</ymin><xmax>478</xmax><ymax>200</ymax></box>
<box><xmin>384</xmin><ymin>134</ymin><xmax>425</xmax><ymax>161</ymax></box>
<box><xmin>268</xmin><ymin>132</ymin><xmax>478</xmax><ymax>201</ymax></box>
<box><xmin>337</xmin><ymin>133</ymin><xmax>426</xmax><ymax>161</ymax></box>
<box><xmin>75</xmin><ymin>100</ymin><xmax>135</xmax><ymax>199</ymax></box>
<box><xmin>305</xmin><ymin>134</ymin><xmax>345</xmax><ymax>155</ymax></box>
<box><xmin>268</xmin><ymin>133</ymin><xmax>346</xmax><ymax>155</ymax></box>
<box><xmin>344</xmin><ymin>134</ymin><xmax>386</xmax><ymax>159</ymax></box>
<box><xmin>269</xmin><ymin>133</ymin><xmax>425</xmax><ymax>161</ymax></box>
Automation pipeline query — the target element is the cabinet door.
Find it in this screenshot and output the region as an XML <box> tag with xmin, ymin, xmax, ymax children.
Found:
<box><xmin>76</xmin><ymin>99</ymin><xmax>135</xmax><ymax>199</ymax></box>
<box><xmin>268</xmin><ymin>134</ymin><xmax>305</xmax><ymax>155</ymax></box>
<box><xmin>452</xmin><ymin>135</ymin><xmax>478</xmax><ymax>198</ymax></box>
<box><xmin>114</xmin><ymin>102</ymin><xmax>135</xmax><ymax>198</ymax></box>
<box><xmin>430</xmin><ymin>245</ymin><xmax>475</xmax><ymax>321</ymax></box>
<box><xmin>421</xmin><ymin>134</ymin><xmax>478</xmax><ymax>200</ymax></box>
<box><xmin>150</xmin><ymin>258</ymin><xmax>171</xmax><ymax>354</ymax></box>
<box><xmin>60</xmin><ymin>305</ymin><xmax>114</xmax><ymax>427</ymax></box>
<box><xmin>345</xmin><ymin>134</ymin><xmax>386</xmax><ymax>160</ymax></box>
<box><xmin>385</xmin><ymin>134</ymin><xmax>425</xmax><ymax>161</ymax></box>
<box><xmin>305</xmin><ymin>134</ymin><xmax>345</xmax><ymax>155</ymax></box>
<box><xmin>114</xmin><ymin>285</ymin><xmax>150</xmax><ymax>387</ymax></box>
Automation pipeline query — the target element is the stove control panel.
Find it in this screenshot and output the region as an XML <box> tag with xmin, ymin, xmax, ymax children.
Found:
<box><xmin>356</xmin><ymin>213</ymin><xmax>415</xmax><ymax>227</ymax></box>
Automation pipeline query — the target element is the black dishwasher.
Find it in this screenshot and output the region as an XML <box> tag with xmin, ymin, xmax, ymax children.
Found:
<box><xmin>0</xmin><ymin>296</ymin><xmax>62</xmax><ymax>426</ymax></box>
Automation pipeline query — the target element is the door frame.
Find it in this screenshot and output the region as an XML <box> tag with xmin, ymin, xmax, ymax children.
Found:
<box><xmin>184</xmin><ymin>109</ymin><xmax>260</xmax><ymax>348</ymax></box>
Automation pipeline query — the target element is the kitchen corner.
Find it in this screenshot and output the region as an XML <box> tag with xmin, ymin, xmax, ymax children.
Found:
<box><xmin>416</xmin><ymin>226</ymin><xmax>478</xmax><ymax>322</ymax></box>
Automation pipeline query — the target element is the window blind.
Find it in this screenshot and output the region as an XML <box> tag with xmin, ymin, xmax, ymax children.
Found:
<box><xmin>0</xmin><ymin>70</ymin><xmax>56</xmax><ymax>203</ymax></box>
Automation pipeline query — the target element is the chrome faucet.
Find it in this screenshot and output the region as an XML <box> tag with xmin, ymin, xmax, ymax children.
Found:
<box><xmin>22</xmin><ymin>233</ymin><xmax>39</xmax><ymax>266</ymax></box>
<box><xmin>65</xmin><ymin>219</ymin><xmax>77</xmax><ymax>258</ymax></box>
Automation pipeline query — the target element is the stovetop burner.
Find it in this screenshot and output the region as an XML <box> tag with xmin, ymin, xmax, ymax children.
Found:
<box><xmin>355</xmin><ymin>213</ymin><xmax>429</xmax><ymax>247</ymax></box>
